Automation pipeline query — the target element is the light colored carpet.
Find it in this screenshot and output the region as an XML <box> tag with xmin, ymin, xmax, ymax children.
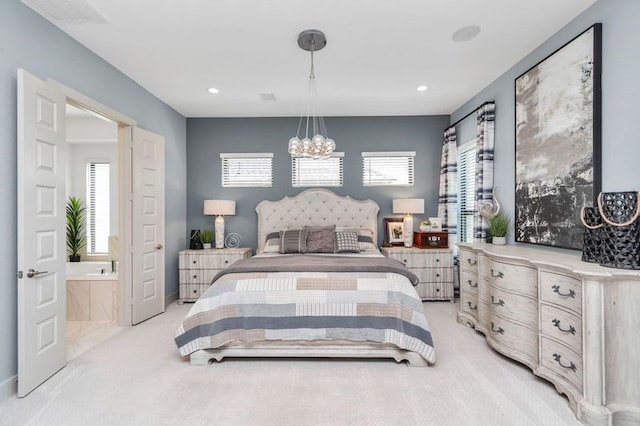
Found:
<box><xmin>0</xmin><ymin>301</ymin><xmax>580</xmax><ymax>426</ymax></box>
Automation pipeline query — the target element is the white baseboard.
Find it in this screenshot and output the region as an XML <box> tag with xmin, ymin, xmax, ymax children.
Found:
<box><xmin>0</xmin><ymin>375</ymin><xmax>17</xmax><ymax>402</ymax></box>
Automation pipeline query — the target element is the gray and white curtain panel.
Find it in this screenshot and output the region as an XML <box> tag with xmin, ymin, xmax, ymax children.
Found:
<box><xmin>437</xmin><ymin>126</ymin><xmax>458</xmax><ymax>249</ymax></box>
<box><xmin>473</xmin><ymin>102</ymin><xmax>496</xmax><ymax>241</ymax></box>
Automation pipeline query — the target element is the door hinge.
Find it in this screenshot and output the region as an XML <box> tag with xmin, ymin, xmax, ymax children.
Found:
<box><xmin>16</xmin><ymin>270</ymin><xmax>23</xmax><ymax>279</ymax></box>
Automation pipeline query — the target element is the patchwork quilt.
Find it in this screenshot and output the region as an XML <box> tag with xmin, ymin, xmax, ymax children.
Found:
<box><xmin>175</xmin><ymin>258</ymin><xmax>436</xmax><ymax>363</ymax></box>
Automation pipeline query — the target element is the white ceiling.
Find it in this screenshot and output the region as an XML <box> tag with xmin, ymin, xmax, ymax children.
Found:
<box><xmin>24</xmin><ymin>0</ymin><xmax>596</xmax><ymax>118</ymax></box>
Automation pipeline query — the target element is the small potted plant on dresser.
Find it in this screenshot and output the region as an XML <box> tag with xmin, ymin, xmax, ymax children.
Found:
<box><xmin>66</xmin><ymin>196</ymin><xmax>86</xmax><ymax>262</ymax></box>
<box><xmin>488</xmin><ymin>211</ymin><xmax>510</xmax><ymax>245</ymax></box>
<box><xmin>200</xmin><ymin>227</ymin><xmax>213</xmax><ymax>249</ymax></box>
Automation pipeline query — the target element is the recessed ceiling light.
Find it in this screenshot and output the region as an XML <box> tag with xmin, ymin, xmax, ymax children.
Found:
<box><xmin>452</xmin><ymin>25</ymin><xmax>481</xmax><ymax>42</ymax></box>
<box><xmin>417</xmin><ymin>85</ymin><xmax>429</xmax><ymax>92</ymax></box>
<box><xmin>207</xmin><ymin>87</ymin><xmax>219</xmax><ymax>94</ymax></box>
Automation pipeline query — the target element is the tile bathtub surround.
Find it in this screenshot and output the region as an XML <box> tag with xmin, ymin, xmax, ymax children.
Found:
<box><xmin>67</xmin><ymin>279</ymin><xmax>118</xmax><ymax>321</ymax></box>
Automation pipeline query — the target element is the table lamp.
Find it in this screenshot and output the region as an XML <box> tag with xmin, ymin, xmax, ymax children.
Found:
<box><xmin>204</xmin><ymin>200</ymin><xmax>236</xmax><ymax>248</ymax></box>
<box><xmin>392</xmin><ymin>198</ymin><xmax>424</xmax><ymax>247</ymax></box>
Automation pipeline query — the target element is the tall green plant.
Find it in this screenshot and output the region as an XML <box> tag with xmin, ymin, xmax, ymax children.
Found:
<box><xmin>66</xmin><ymin>196</ymin><xmax>86</xmax><ymax>260</ymax></box>
<box><xmin>488</xmin><ymin>212</ymin><xmax>510</xmax><ymax>238</ymax></box>
<box><xmin>200</xmin><ymin>227</ymin><xmax>214</xmax><ymax>244</ymax></box>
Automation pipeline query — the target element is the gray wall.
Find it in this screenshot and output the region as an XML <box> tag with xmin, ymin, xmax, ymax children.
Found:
<box><xmin>187</xmin><ymin>116</ymin><xmax>449</xmax><ymax>249</ymax></box>
<box><xmin>0</xmin><ymin>2</ymin><xmax>187</xmax><ymax>388</ymax></box>
<box><xmin>450</xmin><ymin>0</ymin><xmax>640</xmax><ymax>246</ymax></box>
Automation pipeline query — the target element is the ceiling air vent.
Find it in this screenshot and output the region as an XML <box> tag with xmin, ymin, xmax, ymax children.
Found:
<box><xmin>260</xmin><ymin>93</ymin><xmax>277</xmax><ymax>101</ymax></box>
<box><xmin>21</xmin><ymin>0</ymin><xmax>108</xmax><ymax>24</ymax></box>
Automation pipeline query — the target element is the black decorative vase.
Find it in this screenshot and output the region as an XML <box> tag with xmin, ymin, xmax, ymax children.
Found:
<box><xmin>69</xmin><ymin>254</ymin><xmax>81</xmax><ymax>262</ymax></box>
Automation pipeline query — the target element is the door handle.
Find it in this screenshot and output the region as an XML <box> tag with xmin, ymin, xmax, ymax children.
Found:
<box><xmin>156</xmin><ymin>244</ymin><xmax>164</xmax><ymax>250</ymax></box>
<box><xmin>27</xmin><ymin>269</ymin><xmax>48</xmax><ymax>278</ymax></box>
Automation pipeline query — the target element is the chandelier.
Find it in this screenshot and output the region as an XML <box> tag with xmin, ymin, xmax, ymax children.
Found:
<box><xmin>288</xmin><ymin>29</ymin><xmax>335</xmax><ymax>160</ymax></box>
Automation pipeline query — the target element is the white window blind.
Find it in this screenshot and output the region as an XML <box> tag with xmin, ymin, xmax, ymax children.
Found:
<box><xmin>86</xmin><ymin>162</ymin><xmax>110</xmax><ymax>254</ymax></box>
<box><xmin>457</xmin><ymin>140</ymin><xmax>477</xmax><ymax>243</ymax></box>
<box><xmin>292</xmin><ymin>153</ymin><xmax>344</xmax><ymax>187</ymax></box>
<box><xmin>221</xmin><ymin>153</ymin><xmax>273</xmax><ymax>188</ymax></box>
<box><xmin>361</xmin><ymin>151</ymin><xmax>415</xmax><ymax>186</ymax></box>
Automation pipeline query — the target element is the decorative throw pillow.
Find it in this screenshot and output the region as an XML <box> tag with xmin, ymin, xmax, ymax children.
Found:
<box><xmin>262</xmin><ymin>231</ymin><xmax>281</xmax><ymax>253</ymax></box>
<box><xmin>334</xmin><ymin>231</ymin><xmax>361</xmax><ymax>253</ymax></box>
<box><xmin>305</xmin><ymin>225</ymin><xmax>336</xmax><ymax>253</ymax></box>
<box><xmin>279</xmin><ymin>229</ymin><xmax>308</xmax><ymax>254</ymax></box>
<box><xmin>357</xmin><ymin>235</ymin><xmax>378</xmax><ymax>252</ymax></box>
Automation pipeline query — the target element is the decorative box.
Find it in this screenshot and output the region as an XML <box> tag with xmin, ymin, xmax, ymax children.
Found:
<box><xmin>413</xmin><ymin>231</ymin><xmax>448</xmax><ymax>249</ymax></box>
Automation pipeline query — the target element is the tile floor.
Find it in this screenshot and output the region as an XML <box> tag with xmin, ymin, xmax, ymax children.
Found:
<box><xmin>66</xmin><ymin>320</ymin><xmax>124</xmax><ymax>361</ymax></box>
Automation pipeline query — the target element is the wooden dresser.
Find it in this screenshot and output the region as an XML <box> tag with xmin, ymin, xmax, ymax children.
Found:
<box><xmin>457</xmin><ymin>243</ymin><xmax>640</xmax><ymax>425</ymax></box>
<box><xmin>178</xmin><ymin>248</ymin><xmax>251</xmax><ymax>303</ymax></box>
<box><xmin>381</xmin><ymin>246</ymin><xmax>454</xmax><ymax>301</ymax></box>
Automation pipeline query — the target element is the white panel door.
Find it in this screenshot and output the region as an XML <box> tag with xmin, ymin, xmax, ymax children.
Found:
<box><xmin>17</xmin><ymin>69</ymin><xmax>67</xmax><ymax>397</ymax></box>
<box><xmin>131</xmin><ymin>127</ymin><xmax>165</xmax><ymax>325</ymax></box>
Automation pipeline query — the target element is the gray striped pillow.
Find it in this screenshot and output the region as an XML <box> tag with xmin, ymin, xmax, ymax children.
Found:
<box><xmin>279</xmin><ymin>229</ymin><xmax>308</xmax><ymax>254</ymax></box>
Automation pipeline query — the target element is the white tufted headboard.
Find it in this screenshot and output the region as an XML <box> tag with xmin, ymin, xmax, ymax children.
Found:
<box><xmin>255</xmin><ymin>189</ymin><xmax>380</xmax><ymax>252</ymax></box>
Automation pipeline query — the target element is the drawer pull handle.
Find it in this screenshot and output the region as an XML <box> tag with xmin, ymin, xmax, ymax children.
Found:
<box><xmin>467</xmin><ymin>280</ymin><xmax>477</xmax><ymax>288</ymax></box>
<box><xmin>467</xmin><ymin>301</ymin><xmax>477</xmax><ymax>310</ymax></box>
<box><xmin>491</xmin><ymin>296</ymin><xmax>505</xmax><ymax>306</ymax></box>
<box><xmin>552</xmin><ymin>285</ymin><xmax>576</xmax><ymax>298</ymax></box>
<box><xmin>490</xmin><ymin>322</ymin><xmax>504</xmax><ymax>334</ymax></box>
<box><xmin>552</xmin><ymin>319</ymin><xmax>576</xmax><ymax>335</ymax></box>
<box><xmin>435</xmin><ymin>258</ymin><xmax>440</xmax><ymax>263</ymax></box>
<box><xmin>552</xmin><ymin>353</ymin><xmax>577</xmax><ymax>372</ymax></box>
<box><xmin>491</xmin><ymin>269</ymin><xmax>504</xmax><ymax>278</ymax></box>
<box><xmin>467</xmin><ymin>258</ymin><xmax>477</xmax><ymax>265</ymax></box>
<box><xmin>193</xmin><ymin>275</ymin><xmax>197</xmax><ymax>279</ymax></box>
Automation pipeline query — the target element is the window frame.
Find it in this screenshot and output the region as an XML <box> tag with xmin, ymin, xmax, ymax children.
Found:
<box><xmin>457</xmin><ymin>139</ymin><xmax>477</xmax><ymax>244</ymax></box>
<box><xmin>86</xmin><ymin>161</ymin><xmax>110</xmax><ymax>255</ymax></box>
<box><xmin>291</xmin><ymin>152</ymin><xmax>344</xmax><ymax>188</ymax></box>
<box><xmin>361</xmin><ymin>151</ymin><xmax>415</xmax><ymax>187</ymax></box>
<box><xmin>220</xmin><ymin>153</ymin><xmax>273</xmax><ymax>188</ymax></box>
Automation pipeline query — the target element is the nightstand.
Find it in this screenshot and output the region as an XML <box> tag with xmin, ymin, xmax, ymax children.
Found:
<box><xmin>178</xmin><ymin>247</ymin><xmax>251</xmax><ymax>303</ymax></box>
<box><xmin>381</xmin><ymin>246</ymin><xmax>454</xmax><ymax>301</ymax></box>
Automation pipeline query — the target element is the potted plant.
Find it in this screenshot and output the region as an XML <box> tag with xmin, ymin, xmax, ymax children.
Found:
<box><xmin>488</xmin><ymin>212</ymin><xmax>510</xmax><ymax>245</ymax></box>
<box><xmin>419</xmin><ymin>219</ymin><xmax>431</xmax><ymax>232</ymax></box>
<box><xmin>66</xmin><ymin>196</ymin><xmax>86</xmax><ymax>262</ymax></box>
<box><xmin>200</xmin><ymin>227</ymin><xmax>213</xmax><ymax>249</ymax></box>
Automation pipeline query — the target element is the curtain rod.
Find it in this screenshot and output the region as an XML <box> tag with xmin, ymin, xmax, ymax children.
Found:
<box><xmin>446</xmin><ymin>100</ymin><xmax>494</xmax><ymax>130</ymax></box>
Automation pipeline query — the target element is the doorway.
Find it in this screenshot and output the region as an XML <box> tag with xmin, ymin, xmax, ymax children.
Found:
<box><xmin>64</xmin><ymin>103</ymin><xmax>123</xmax><ymax>361</ymax></box>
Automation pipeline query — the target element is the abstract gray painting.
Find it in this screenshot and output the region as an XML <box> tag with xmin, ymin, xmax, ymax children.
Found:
<box><xmin>515</xmin><ymin>24</ymin><xmax>601</xmax><ymax>250</ymax></box>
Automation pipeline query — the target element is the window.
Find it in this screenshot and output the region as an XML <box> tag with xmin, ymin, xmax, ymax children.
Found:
<box><xmin>86</xmin><ymin>162</ymin><xmax>110</xmax><ymax>254</ymax></box>
<box><xmin>221</xmin><ymin>153</ymin><xmax>273</xmax><ymax>188</ymax></box>
<box><xmin>361</xmin><ymin>151</ymin><xmax>415</xmax><ymax>186</ymax></box>
<box><xmin>457</xmin><ymin>140</ymin><xmax>477</xmax><ymax>243</ymax></box>
<box><xmin>292</xmin><ymin>153</ymin><xmax>344</xmax><ymax>187</ymax></box>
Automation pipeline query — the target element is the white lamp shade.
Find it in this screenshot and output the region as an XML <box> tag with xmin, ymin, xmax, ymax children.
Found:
<box><xmin>204</xmin><ymin>199</ymin><xmax>236</xmax><ymax>216</ymax></box>
<box><xmin>392</xmin><ymin>199</ymin><xmax>424</xmax><ymax>215</ymax></box>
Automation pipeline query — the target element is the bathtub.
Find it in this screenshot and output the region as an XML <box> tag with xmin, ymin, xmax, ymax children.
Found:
<box><xmin>66</xmin><ymin>261</ymin><xmax>117</xmax><ymax>280</ymax></box>
<box><xmin>66</xmin><ymin>261</ymin><xmax>119</xmax><ymax>321</ymax></box>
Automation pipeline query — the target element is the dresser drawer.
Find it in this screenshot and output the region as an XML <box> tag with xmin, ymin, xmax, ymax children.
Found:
<box><xmin>201</xmin><ymin>253</ymin><xmax>247</xmax><ymax>269</ymax></box>
<box><xmin>389</xmin><ymin>251</ymin><xmax>452</xmax><ymax>268</ymax></box>
<box><xmin>487</xmin><ymin>260</ymin><xmax>537</xmax><ymax>298</ymax></box>
<box><xmin>487</xmin><ymin>316</ymin><xmax>537</xmax><ymax>365</ymax></box>
<box><xmin>416</xmin><ymin>281</ymin><xmax>454</xmax><ymax>300</ymax></box>
<box><xmin>413</xmin><ymin>267</ymin><xmax>453</xmax><ymax>283</ymax></box>
<box><xmin>460</xmin><ymin>250</ymin><xmax>478</xmax><ymax>272</ymax></box>
<box><xmin>539</xmin><ymin>271</ymin><xmax>582</xmax><ymax>314</ymax></box>
<box><xmin>180</xmin><ymin>269</ymin><xmax>220</xmax><ymax>285</ymax></box>
<box><xmin>540</xmin><ymin>336</ymin><xmax>583</xmax><ymax>392</ymax></box>
<box><xmin>460</xmin><ymin>270</ymin><xmax>479</xmax><ymax>295</ymax></box>
<box><xmin>540</xmin><ymin>304</ymin><xmax>582</xmax><ymax>354</ymax></box>
<box><xmin>460</xmin><ymin>290</ymin><xmax>479</xmax><ymax>318</ymax></box>
<box><xmin>488</xmin><ymin>285</ymin><xmax>537</xmax><ymax>325</ymax></box>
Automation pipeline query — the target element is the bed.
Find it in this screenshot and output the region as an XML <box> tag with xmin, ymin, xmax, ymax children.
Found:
<box><xmin>175</xmin><ymin>189</ymin><xmax>435</xmax><ymax>366</ymax></box>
